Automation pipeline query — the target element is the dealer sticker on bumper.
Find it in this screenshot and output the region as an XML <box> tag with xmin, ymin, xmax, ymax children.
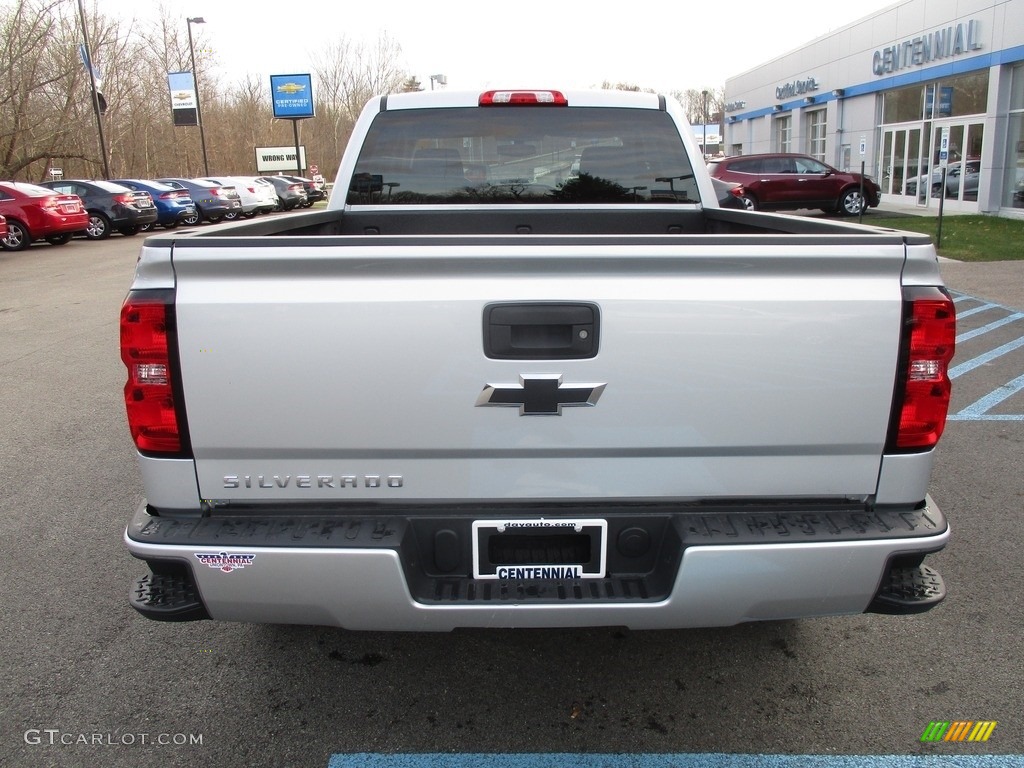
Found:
<box><xmin>471</xmin><ymin>518</ymin><xmax>607</xmax><ymax>580</ymax></box>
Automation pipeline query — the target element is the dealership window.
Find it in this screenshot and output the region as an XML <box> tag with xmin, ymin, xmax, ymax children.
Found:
<box><xmin>775</xmin><ymin>115</ymin><xmax>792</xmax><ymax>152</ymax></box>
<box><xmin>881</xmin><ymin>71</ymin><xmax>990</xmax><ymax>123</ymax></box>
<box><xmin>807</xmin><ymin>110</ymin><xmax>826</xmax><ymax>162</ymax></box>
<box><xmin>1004</xmin><ymin>63</ymin><xmax>1024</xmax><ymax>210</ymax></box>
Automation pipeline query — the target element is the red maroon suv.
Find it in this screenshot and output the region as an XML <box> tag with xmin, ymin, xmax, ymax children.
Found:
<box><xmin>707</xmin><ymin>153</ymin><xmax>880</xmax><ymax>216</ymax></box>
<box><xmin>0</xmin><ymin>181</ymin><xmax>89</xmax><ymax>250</ymax></box>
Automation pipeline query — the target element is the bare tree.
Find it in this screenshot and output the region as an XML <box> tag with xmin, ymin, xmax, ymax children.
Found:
<box><xmin>308</xmin><ymin>33</ymin><xmax>410</xmax><ymax>178</ymax></box>
<box><xmin>0</xmin><ymin>0</ymin><xmax>89</xmax><ymax>178</ymax></box>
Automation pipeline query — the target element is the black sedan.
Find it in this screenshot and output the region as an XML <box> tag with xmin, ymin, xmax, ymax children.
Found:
<box><xmin>257</xmin><ymin>176</ymin><xmax>308</xmax><ymax>210</ymax></box>
<box><xmin>39</xmin><ymin>179</ymin><xmax>157</xmax><ymax>238</ymax></box>
<box><xmin>275</xmin><ymin>174</ymin><xmax>325</xmax><ymax>206</ymax></box>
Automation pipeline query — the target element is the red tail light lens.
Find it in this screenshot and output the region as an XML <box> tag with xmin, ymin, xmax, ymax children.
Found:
<box><xmin>479</xmin><ymin>90</ymin><xmax>568</xmax><ymax>106</ymax></box>
<box><xmin>114</xmin><ymin>192</ymin><xmax>135</xmax><ymax>205</ymax></box>
<box><xmin>888</xmin><ymin>287</ymin><xmax>956</xmax><ymax>452</ymax></box>
<box><xmin>120</xmin><ymin>292</ymin><xmax>189</xmax><ymax>455</ymax></box>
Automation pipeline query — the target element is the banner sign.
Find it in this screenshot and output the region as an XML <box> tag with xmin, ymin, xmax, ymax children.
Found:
<box><xmin>255</xmin><ymin>146</ymin><xmax>307</xmax><ymax>173</ymax></box>
<box><xmin>168</xmin><ymin>71</ymin><xmax>198</xmax><ymax>126</ymax></box>
<box><xmin>270</xmin><ymin>73</ymin><xmax>315</xmax><ymax>119</ymax></box>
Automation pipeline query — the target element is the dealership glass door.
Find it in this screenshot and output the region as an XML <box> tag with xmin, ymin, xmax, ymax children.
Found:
<box><xmin>928</xmin><ymin>121</ymin><xmax>984</xmax><ymax>208</ymax></box>
<box><xmin>881</xmin><ymin>126</ymin><xmax>923</xmax><ymax>200</ymax></box>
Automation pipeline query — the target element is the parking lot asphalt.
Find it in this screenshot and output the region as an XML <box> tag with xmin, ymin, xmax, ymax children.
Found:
<box><xmin>938</xmin><ymin>258</ymin><xmax>1024</xmax><ymax>313</ymax></box>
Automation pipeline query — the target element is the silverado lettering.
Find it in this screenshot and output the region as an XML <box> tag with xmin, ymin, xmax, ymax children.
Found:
<box><xmin>121</xmin><ymin>88</ymin><xmax>954</xmax><ymax>631</ymax></box>
<box><xmin>222</xmin><ymin>475</ymin><xmax>404</xmax><ymax>489</ymax></box>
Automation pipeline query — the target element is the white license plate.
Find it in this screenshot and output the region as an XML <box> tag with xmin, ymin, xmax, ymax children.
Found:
<box><xmin>471</xmin><ymin>518</ymin><xmax>607</xmax><ymax>580</ymax></box>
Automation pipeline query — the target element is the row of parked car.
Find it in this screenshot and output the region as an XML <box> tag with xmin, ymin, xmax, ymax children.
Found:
<box><xmin>0</xmin><ymin>174</ymin><xmax>326</xmax><ymax>251</ymax></box>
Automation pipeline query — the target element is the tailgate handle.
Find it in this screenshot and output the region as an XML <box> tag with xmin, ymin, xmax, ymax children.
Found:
<box><xmin>484</xmin><ymin>303</ymin><xmax>599</xmax><ymax>359</ymax></box>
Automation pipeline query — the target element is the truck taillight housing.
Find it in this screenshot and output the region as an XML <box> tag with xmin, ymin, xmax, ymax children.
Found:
<box><xmin>120</xmin><ymin>291</ymin><xmax>190</xmax><ymax>456</ymax></box>
<box><xmin>887</xmin><ymin>287</ymin><xmax>956</xmax><ymax>452</ymax></box>
<box><xmin>479</xmin><ymin>90</ymin><xmax>568</xmax><ymax>106</ymax></box>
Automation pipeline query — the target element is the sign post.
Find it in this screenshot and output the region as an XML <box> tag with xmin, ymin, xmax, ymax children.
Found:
<box><xmin>937</xmin><ymin>127</ymin><xmax>950</xmax><ymax>248</ymax></box>
<box><xmin>270</xmin><ymin>74</ymin><xmax>315</xmax><ymax>177</ymax></box>
<box><xmin>858</xmin><ymin>136</ymin><xmax>867</xmax><ymax>224</ymax></box>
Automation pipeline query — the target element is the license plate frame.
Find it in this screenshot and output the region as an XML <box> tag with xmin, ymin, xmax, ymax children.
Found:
<box><xmin>471</xmin><ymin>518</ymin><xmax>607</xmax><ymax>580</ymax></box>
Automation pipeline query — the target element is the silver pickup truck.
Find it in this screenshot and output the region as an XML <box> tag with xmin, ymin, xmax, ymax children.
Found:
<box><xmin>121</xmin><ymin>89</ymin><xmax>955</xmax><ymax>630</ymax></box>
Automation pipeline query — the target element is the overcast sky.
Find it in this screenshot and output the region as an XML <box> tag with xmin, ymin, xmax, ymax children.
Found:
<box><xmin>100</xmin><ymin>0</ymin><xmax>900</xmax><ymax>94</ymax></box>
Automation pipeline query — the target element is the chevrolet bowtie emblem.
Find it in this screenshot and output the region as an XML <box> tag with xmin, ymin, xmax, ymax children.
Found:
<box><xmin>476</xmin><ymin>374</ymin><xmax>606</xmax><ymax>416</ymax></box>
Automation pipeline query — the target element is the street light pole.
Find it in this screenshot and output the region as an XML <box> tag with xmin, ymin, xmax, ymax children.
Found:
<box><xmin>76</xmin><ymin>0</ymin><xmax>110</xmax><ymax>179</ymax></box>
<box><xmin>187</xmin><ymin>17</ymin><xmax>210</xmax><ymax>176</ymax></box>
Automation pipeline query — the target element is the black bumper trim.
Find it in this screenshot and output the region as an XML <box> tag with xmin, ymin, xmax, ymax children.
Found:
<box><xmin>128</xmin><ymin>500</ymin><xmax>946</xmax><ymax>548</ymax></box>
<box><xmin>128</xmin><ymin>500</ymin><xmax>947</xmax><ymax>611</ymax></box>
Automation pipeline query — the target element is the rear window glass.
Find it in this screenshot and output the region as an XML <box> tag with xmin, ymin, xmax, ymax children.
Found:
<box><xmin>91</xmin><ymin>180</ymin><xmax>132</xmax><ymax>192</ymax></box>
<box><xmin>346</xmin><ymin>106</ymin><xmax>698</xmax><ymax>205</ymax></box>
<box><xmin>728</xmin><ymin>158</ymin><xmax>761</xmax><ymax>174</ymax></box>
<box><xmin>9</xmin><ymin>182</ymin><xmax>60</xmax><ymax>197</ymax></box>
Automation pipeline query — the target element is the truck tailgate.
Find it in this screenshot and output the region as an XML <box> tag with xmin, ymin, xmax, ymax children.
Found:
<box><xmin>170</xmin><ymin>238</ymin><xmax>906</xmax><ymax>504</ymax></box>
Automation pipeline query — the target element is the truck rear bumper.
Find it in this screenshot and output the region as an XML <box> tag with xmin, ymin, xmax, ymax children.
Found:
<box><xmin>124</xmin><ymin>498</ymin><xmax>949</xmax><ymax>630</ymax></box>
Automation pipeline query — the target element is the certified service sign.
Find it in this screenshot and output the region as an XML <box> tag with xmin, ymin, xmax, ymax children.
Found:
<box><xmin>270</xmin><ymin>73</ymin><xmax>315</xmax><ymax>119</ymax></box>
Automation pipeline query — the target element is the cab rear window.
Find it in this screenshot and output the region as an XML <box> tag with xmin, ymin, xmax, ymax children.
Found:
<box><xmin>346</xmin><ymin>107</ymin><xmax>698</xmax><ymax>205</ymax></box>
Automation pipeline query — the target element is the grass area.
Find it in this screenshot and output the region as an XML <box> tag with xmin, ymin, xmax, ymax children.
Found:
<box><xmin>864</xmin><ymin>214</ymin><xmax>1024</xmax><ymax>262</ymax></box>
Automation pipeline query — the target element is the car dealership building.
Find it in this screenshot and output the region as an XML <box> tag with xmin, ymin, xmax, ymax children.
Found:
<box><xmin>722</xmin><ymin>0</ymin><xmax>1024</xmax><ymax>216</ymax></box>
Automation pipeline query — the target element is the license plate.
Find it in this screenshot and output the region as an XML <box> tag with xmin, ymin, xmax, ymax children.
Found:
<box><xmin>472</xmin><ymin>518</ymin><xmax>607</xmax><ymax>580</ymax></box>
<box><xmin>61</xmin><ymin>204</ymin><xmax>78</xmax><ymax>213</ymax></box>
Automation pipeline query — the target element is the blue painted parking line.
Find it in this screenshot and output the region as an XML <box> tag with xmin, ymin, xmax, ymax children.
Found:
<box><xmin>950</xmin><ymin>371</ymin><xmax>1024</xmax><ymax>421</ymax></box>
<box><xmin>949</xmin><ymin>336</ymin><xmax>1024</xmax><ymax>379</ymax></box>
<box><xmin>944</xmin><ymin>293</ymin><xmax>1024</xmax><ymax>421</ymax></box>
<box><xmin>955</xmin><ymin>312</ymin><xmax>1024</xmax><ymax>343</ymax></box>
<box><xmin>955</xmin><ymin>302</ymin><xmax>999</xmax><ymax>319</ymax></box>
<box><xmin>327</xmin><ymin>754</ymin><xmax>1021</xmax><ymax>768</ymax></box>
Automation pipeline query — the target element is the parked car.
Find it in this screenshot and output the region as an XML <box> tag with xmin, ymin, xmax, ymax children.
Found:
<box><xmin>0</xmin><ymin>180</ymin><xmax>89</xmax><ymax>250</ymax></box>
<box><xmin>195</xmin><ymin>177</ymin><xmax>263</xmax><ymax>219</ymax></box>
<box><xmin>111</xmin><ymin>179</ymin><xmax>197</xmax><ymax>230</ymax></box>
<box><xmin>257</xmin><ymin>176</ymin><xmax>307</xmax><ymax>210</ymax></box>
<box><xmin>707</xmin><ymin>153</ymin><xmax>880</xmax><ymax>215</ymax></box>
<box><xmin>252</xmin><ymin>177</ymin><xmax>283</xmax><ymax>212</ymax></box>
<box><xmin>39</xmin><ymin>179</ymin><xmax>157</xmax><ymax>238</ymax></box>
<box><xmin>246</xmin><ymin>176</ymin><xmax>279</xmax><ymax>213</ymax></box>
<box><xmin>943</xmin><ymin>160</ymin><xmax>980</xmax><ymax>199</ymax></box>
<box><xmin>711</xmin><ymin>177</ymin><xmax>746</xmax><ymax>209</ymax></box>
<box><xmin>0</xmin><ymin>213</ymin><xmax>7</xmax><ymax>241</ymax></box>
<box><xmin>155</xmin><ymin>178</ymin><xmax>243</xmax><ymax>224</ymax></box>
<box><xmin>275</xmin><ymin>174</ymin><xmax>325</xmax><ymax>205</ymax></box>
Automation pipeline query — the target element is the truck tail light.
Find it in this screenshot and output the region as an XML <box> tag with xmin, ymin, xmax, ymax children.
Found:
<box><xmin>479</xmin><ymin>90</ymin><xmax>568</xmax><ymax>106</ymax></box>
<box><xmin>120</xmin><ymin>291</ymin><xmax>191</xmax><ymax>456</ymax></box>
<box><xmin>887</xmin><ymin>287</ymin><xmax>956</xmax><ymax>452</ymax></box>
